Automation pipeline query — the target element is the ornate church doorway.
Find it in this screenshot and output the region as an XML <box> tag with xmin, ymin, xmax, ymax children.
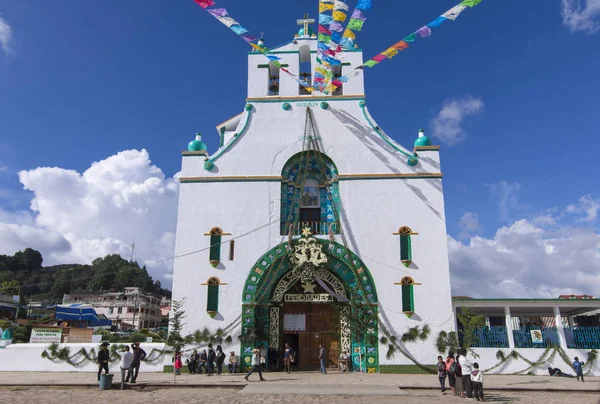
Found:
<box><xmin>241</xmin><ymin>236</ymin><xmax>380</xmax><ymax>373</ymax></box>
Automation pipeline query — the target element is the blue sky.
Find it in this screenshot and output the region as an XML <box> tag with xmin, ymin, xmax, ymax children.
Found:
<box><xmin>1</xmin><ymin>1</ymin><xmax>599</xmax><ymax>296</ymax></box>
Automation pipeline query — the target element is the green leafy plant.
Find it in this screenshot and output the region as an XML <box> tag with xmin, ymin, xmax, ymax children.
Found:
<box><xmin>435</xmin><ymin>331</ymin><xmax>459</xmax><ymax>355</ymax></box>
<box><xmin>456</xmin><ymin>308</ymin><xmax>485</xmax><ymax>350</ymax></box>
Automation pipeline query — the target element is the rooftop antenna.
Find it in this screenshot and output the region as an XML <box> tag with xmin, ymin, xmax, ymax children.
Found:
<box><xmin>130</xmin><ymin>242</ymin><xmax>135</xmax><ymax>263</ymax></box>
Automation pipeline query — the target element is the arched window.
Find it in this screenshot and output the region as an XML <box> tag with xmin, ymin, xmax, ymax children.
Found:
<box><xmin>299</xmin><ymin>45</ymin><xmax>312</xmax><ymax>95</ymax></box>
<box><xmin>394</xmin><ymin>276</ymin><xmax>421</xmax><ymax>317</ymax></box>
<box><xmin>202</xmin><ymin>277</ymin><xmax>226</xmax><ymax>318</ymax></box>
<box><xmin>267</xmin><ymin>61</ymin><xmax>280</xmax><ymax>96</ymax></box>
<box><xmin>394</xmin><ymin>226</ymin><xmax>417</xmax><ymax>267</ymax></box>
<box><xmin>280</xmin><ymin>151</ymin><xmax>340</xmax><ymax>235</ymax></box>
<box><xmin>204</xmin><ymin>227</ymin><xmax>231</xmax><ymax>268</ymax></box>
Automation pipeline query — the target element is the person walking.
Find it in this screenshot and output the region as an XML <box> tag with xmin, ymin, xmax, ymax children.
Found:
<box><xmin>445</xmin><ymin>351</ymin><xmax>456</xmax><ymax>395</ymax></box>
<box><xmin>206</xmin><ymin>343</ymin><xmax>216</xmax><ymax>376</ymax></box>
<box><xmin>245</xmin><ymin>346</ymin><xmax>266</xmax><ymax>382</ymax></box>
<box><xmin>216</xmin><ymin>344</ymin><xmax>225</xmax><ymax>375</ymax></box>
<box><xmin>460</xmin><ymin>349</ymin><xmax>474</xmax><ymax>399</ymax></box>
<box><xmin>228</xmin><ymin>351</ymin><xmax>238</xmax><ymax>373</ymax></box>
<box><xmin>319</xmin><ymin>343</ymin><xmax>327</xmax><ymax>374</ymax></box>
<box><xmin>436</xmin><ymin>356</ymin><xmax>446</xmax><ymax>394</ymax></box>
<box><xmin>283</xmin><ymin>343</ymin><xmax>294</xmax><ymax>374</ymax></box>
<box><xmin>127</xmin><ymin>342</ymin><xmax>147</xmax><ymax>383</ymax></box>
<box><xmin>573</xmin><ymin>356</ymin><xmax>585</xmax><ymax>382</ymax></box>
<box><xmin>119</xmin><ymin>345</ymin><xmax>134</xmax><ymax>389</ymax></box>
<box><xmin>470</xmin><ymin>362</ymin><xmax>484</xmax><ymax>401</ymax></box>
<box><xmin>97</xmin><ymin>341</ymin><xmax>110</xmax><ymax>383</ymax></box>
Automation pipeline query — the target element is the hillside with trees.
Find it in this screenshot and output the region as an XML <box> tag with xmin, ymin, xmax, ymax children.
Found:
<box><xmin>0</xmin><ymin>248</ymin><xmax>171</xmax><ymax>304</ymax></box>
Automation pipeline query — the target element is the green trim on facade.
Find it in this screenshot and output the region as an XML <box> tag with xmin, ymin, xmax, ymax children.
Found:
<box><xmin>247</xmin><ymin>96</ymin><xmax>365</xmax><ymax>104</ymax></box>
<box><xmin>257</xmin><ymin>64</ymin><xmax>289</xmax><ymax>68</ymax></box>
<box><xmin>379</xmin><ymin>365</ymin><xmax>436</xmax><ymax>374</ymax></box>
<box><xmin>179</xmin><ymin>173</ymin><xmax>443</xmax><ymax>184</ymax></box>
<box><xmin>360</xmin><ymin>102</ymin><xmax>418</xmax><ymax>164</ymax></box>
<box><xmin>204</xmin><ymin>108</ymin><xmax>253</xmax><ymax>171</ymax></box>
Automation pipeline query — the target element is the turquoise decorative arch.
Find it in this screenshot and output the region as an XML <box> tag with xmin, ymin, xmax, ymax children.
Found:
<box><xmin>240</xmin><ymin>239</ymin><xmax>380</xmax><ymax>373</ymax></box>
<box><xmin>280</xmin><ymin>151</ymin><xmax>341</xmax><ymax>235</ymax></box>
<box><xmin>242</xmin><ymin>239</ymin><xmax>378</xmax><ymax>304</ymax></box>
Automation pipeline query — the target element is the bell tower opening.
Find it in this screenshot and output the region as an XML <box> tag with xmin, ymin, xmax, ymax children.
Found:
<box><xmin>268</xmin><ymin>61</ymin><xmax>280</xmax><ymax>96</ymax></box>
<box><xmin>299</xmin><ymin>45</ymin><xmax>312</xmax><ymax>95</ymax></box>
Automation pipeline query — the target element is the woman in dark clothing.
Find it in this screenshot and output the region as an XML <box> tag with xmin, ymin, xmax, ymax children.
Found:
<box><xmin>215</xmin><ymin>345</ymin><xmax>225</xmax><ymax>375</ymax></box>
<box><xmin>97</xmin><ymin>342</ymin><xmax>110</xmax><ymax>382</ymax></box>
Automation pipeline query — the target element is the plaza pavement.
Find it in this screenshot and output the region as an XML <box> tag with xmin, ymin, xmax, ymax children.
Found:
<box><xmin>0</xmin><ymin>371</ymin><xmax>598</xmax><ymax>394</ymax></box>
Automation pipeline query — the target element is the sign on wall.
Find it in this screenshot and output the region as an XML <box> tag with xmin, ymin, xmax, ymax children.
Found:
<box><xmin>284</xmin><ymin>294</ymin><xmax>333</xmax><ymax>303</ymax></box>
<box><xmin>283</xmin><ymin>314</ymin><xmax>306</xmax><ymax>331</ymax></box>
<box><xmin>530</xmin><ymin>330</ymin><xmax>543</xmax><ymax>344</ymax></box>
<box><xmin>30</xmin><ymin>328</ymin><xmax>62</xmax><ymax>344</ymax></box>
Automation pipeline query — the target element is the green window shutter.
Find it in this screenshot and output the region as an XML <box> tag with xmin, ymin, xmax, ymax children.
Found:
<box><xmin>402</xmin><ymin>284</ymin><xmax>414</xmax><ymax>313</ymax></box>
<box><xmin>400</xmin><ymin>235</ymin><xmax>411</xmax><ymax>261</ymax></box>
<box><xmin>209</xmin><ymin>235</ymin><xmax>222</xmax><ymax>266</ymax></box>
<box><xmin>207</xmin><ymin>284</ymin><xmax>219</xmax><ymax>313</ymax></box>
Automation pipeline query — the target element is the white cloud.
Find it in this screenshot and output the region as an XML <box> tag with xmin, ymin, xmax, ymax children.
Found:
<box><xmin>0</xmin><ymin>14</ymin><xmax>14</xmax><ymax>56</ymax></box>
<box><xmin>430</xmin><ymin>96</ymin><xmax>484</xmax><ymax>145</ymax></box>
<box><xmin>488</xmin><ymin>181</ymin><xmax>521</xmax><ymax>221</ymax></box>
<box><xmin>449</xmin><ymin>198</ymin><xmax>600</xmax><ymax>298</ymax></box>
<box><xmin>561</xmin><ymin>0</ymin><xmax>600</xmax><ymax>34</ymax></box>
<box><xmin>457</xmin><ymin>212</ymin><xmax>481</xmax><ymax>240</ymax></box>
<box><xmin>565</xmin><ymin>195</ymin><xmax>600</xmax><ymax>222</ymax></box>
<box><xmin>0</xmin><ymin>149</ymin><xmax>178</xmax><ymax>283</ymax></box>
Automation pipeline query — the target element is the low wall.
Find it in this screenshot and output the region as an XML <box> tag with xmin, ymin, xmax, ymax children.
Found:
<box><xmin>0</xmin><ymin>342</ymin><xmax>169</xmax><ymax>372</ymax></box>
<box><xmin>469</xmin><ymin>347</ymin><xmax>599</xmax><ymax>376</ymax></box>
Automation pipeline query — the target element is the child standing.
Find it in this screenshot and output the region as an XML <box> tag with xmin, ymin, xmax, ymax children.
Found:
<box><xmin>174</xmin><ymin>352</ymin><xmax>183</xmax><ymax>375</ymax></box>
<box><xmin>573</xmin><ymin>356</ymin><xmax>585</xmax><ymax>382</ymax></box>
<box><xmin>436</xmin><ymin>356</ymin><xmax>446</xmax><ymax>394</ymax></box>
<box><xmin>470</xmin><ymin>362</ymin><xmax>484</xmax><ymax>402</ymax></box>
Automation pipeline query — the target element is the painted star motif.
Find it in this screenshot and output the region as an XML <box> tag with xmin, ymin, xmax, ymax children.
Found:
<box><xmin>301</xmin><ymin>282</ymin><xmax>317</xmax><ymax>293</ymax></box>
<box><xmin>301</xmin><ymin>227</ymin><xmax>312</xmax><ymax>237</ymax></box>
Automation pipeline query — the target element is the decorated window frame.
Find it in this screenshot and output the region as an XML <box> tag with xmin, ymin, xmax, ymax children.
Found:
<box><xmin>394</xmin><ymin>276</ymin><xmax>421</xmax><ymax>318</ymax></box>
<box><xmin>204</xmin><ymin>227</ymin><xmax>231</xmax><ymax>268</ymax></box>
<box><xmin>202</xmin><ymin>277</ymin><xmax>227</xmax><ymax>318</ymax></box>
<box><xmin>393</xmin><ymin>226</ymin><xmax>418</xmax><ymax>267</ymax></box>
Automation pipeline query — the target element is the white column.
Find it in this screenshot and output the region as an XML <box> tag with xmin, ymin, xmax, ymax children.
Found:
<box><xmin>553</xmin><ymin>306</ymin><xmax>567</xmax><ymax>349</ymax></box>
<box><xmin>505</xmin><ymin>306</ymin><xmax>515</xmax><ymax>349</ymax></box>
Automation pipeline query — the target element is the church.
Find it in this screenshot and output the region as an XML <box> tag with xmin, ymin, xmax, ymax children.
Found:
<box><xmin>171</xmin><ymin>17</ymin><xmax>454</xmax><ymax>373</ymax></box>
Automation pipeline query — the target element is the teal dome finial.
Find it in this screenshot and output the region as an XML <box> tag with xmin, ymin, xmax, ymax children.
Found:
<box><xmin>297</xmin><ymin>27</ymin><xmax>315</xmax><ymax>37</ymax></box>
<box><xmin>188</xmin><ymin>132</ymin><xmax>207</xmax><ymax>152</ymax></box>
<box><xmin>414</xmin><ymin>129</ymin><xmax>431</xmax><ymax>147</ymax></box>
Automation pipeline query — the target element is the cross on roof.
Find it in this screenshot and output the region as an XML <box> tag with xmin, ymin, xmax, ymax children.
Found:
<box><xmin>297</xmin><ymin>13</ymin><xmax>315</xmax><ymax>34</ymax></box>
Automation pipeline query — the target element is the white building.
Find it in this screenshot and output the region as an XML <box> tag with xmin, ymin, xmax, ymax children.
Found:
<box><xmin>171</xmin><ymin>21</ymin><xmax>453</xmax><ymax>372</ymax></box>
<box><xmin>63</xmin><ymin>287</ymin><xmax>162</xmax><ymax>330</ymax></box>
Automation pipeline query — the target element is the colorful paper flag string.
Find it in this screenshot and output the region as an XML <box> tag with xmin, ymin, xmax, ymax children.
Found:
<box><xmin>328</xmin><ymin>0</ymin><xmax>485</xmax><ymax>94</ymax></box>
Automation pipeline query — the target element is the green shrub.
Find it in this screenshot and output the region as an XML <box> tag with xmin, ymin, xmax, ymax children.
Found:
<box><xmin>129</xmin><ymin>333</ymin><xmax>147</xmax><ymax>343</ymax></box>
<box><xmin>139</xmin><ymin>328</ymin><xmax>150</xmax><ymax>335</ymax></box>
<box><xmin>108</xmin><ymin>334</ymin><xmax>122</xmax><ymax>343</ymax></box>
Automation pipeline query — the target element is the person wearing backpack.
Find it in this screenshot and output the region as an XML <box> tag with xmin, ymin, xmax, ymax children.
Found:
<box><xmin>206</xmin><ymin>343</ymin><xmax>216</xmax><ymax>376</ymax></box>
<box><xmin>445</xmin><ymin>351</ymin><xmax>456</xmax><ymax>395</ymax></box>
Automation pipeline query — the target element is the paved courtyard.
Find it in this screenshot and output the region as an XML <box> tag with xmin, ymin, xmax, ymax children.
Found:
<box><xmin>0</xmin><ymin>387</ymin><xmax>597</xmax><ymax>404</ymax></box>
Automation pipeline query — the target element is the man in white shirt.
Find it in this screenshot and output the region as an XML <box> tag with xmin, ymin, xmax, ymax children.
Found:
<box><xmin>244</xmin><ymin>346</ymin><xmax>266</xmax><ymax>382</ymax></box>
<box><xmin>119</xmin><ymin>345</ymin><xmax>134</xmax><ymax>390</ymax></box>
<box><xmin>459</xmin><ymin>349</ymin><xmax>474</xmax><ymax>399</ymax></box>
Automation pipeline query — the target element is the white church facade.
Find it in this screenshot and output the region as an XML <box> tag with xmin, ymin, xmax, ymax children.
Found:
<box><xmin>171</xmin><ymin>24</ymin><xmax>454</xmax><ymax>372</ymax></box>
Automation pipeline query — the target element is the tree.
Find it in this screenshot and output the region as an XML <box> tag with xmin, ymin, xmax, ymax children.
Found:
<box><xmin>457</xmin><ymin>308</ymin><xmax>486</xmax><ymax>350</ymax></box>
<box><xmin>167</xmin><ymin>298</ymin><xmax>186</xmax><ymax>350</ymax></box>
<box><xmin>0</xmin><ymin>279</ymin><xmax>20</xmax><ymax>295</ymax></box>
<box><xmin>11</xmin><ymin>248</ymin><xmax>43</xmax><ymax>271</ymax></box>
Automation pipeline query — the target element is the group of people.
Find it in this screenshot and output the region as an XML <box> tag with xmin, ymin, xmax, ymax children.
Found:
<box><xmin>96</xmin><ymin>341</ymin><xmax>147</xmax><ymax>389</ymax></box>
<box><xmin>547</xmin><ymin>356</ymin><xmax>586</xmax><ymax>381</ymax></box>
<box><xmin>174</xmin><ymin>343</ymin><xmax>231</xmax><ymax>376</ymax></box>
<box><xmin>436</xmin><ymin>349</ymin><xmax>484</xmax><ymax>401</ymax></box>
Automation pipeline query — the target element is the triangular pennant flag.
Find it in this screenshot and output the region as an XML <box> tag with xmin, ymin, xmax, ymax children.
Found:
<box><xmin>427</xmin><ymin>16</ymin><xmax>448</xmax><ymax>27</ymax></box>
<box><xmin>333</xmin><ymin>1</ymin><xmax>349</xmax><ymax>12</ymax></box>
<box><xmin>363</xmin><ymin>60</ymin><xmax>378</xmax><ymax>67</ymax></box>
<box><xmin>347</xmin><ymin>18</ymin><xmax>364</xmax><ymax>31</ymax></box>
<box><xmin>403</xmin><ymin>33</ymin><xmax>416</xmax><ymax>42</ymax></box>
<box><xmin>381</xmin><ymin>48</ymin><xmax>398</xmax><ymax>59</ymax></box>
<box><xmin>330</xmin><ymin>22</ymin><xmax>344</xmax><ymax>32</ymax></box>
<box><xmin>351</xmin><ymin>9</ymin><xmax>367</xmax><ymax>21</ymax></box>
<box><xmin>356</xmin><ymin>0</ymin><xmax>372</xmax><ymax>11</ymax></box>
<box><xmin>207</xmin><ymin>8</ymin><xmax>228</xmax><ymax>18</ymax></box>
<box><xmin>416</xmin><ymin>26</ymin><xmax>432</xmax><ymax>38</ymax></box>
<box><xmin>372</xmin><ymin>54</ymin><xmax>386</xmax><ymax>62</ymax></box>
<box><xmin>318</xmin><ymin>33</ymin><xmax>331</xmax><ymax>42</ymax></box>
<box><xmin>319</xmin><ymin>14</ymin><xmax>334</xmax><ymax>25</ymax></box>
<box><xmin>320</xmin><ymin>3</ymin><xmax>334</xmax><ymax>12</ymax></box>
<box><xmin>342</xmin><ymin>29</ymin><xmax>356</xmax><ymax>39</ymax></box>
<box><xmin>241</xmin><ymin>35</ymin><xmax>257</xmax><ymax>43</ymax></box>
<box><xmin>332</xmin><ymin>11</ymin><xmax>347</xmax><ymax>22</ymax></box>
<box><xmin>194</xmin><ymin>0</ymin><xmax>215</xmax><ymax>9</ymax></box>
<box><xmin>442</xmin><ymin>5</ymin><xmax>467</xmax><ymax>20</ymax></box>
<box><xmin>460</xmin><ymin>0</ymin><xmax>482</xmax><ymax>7</ymax></box>
<box><xmin>391</xmin><ymin>41</ymin><xmax>409</xmax><ymax>50</ymax></box>
<box><xmin>319</xmin><ymin>25</ymin><xmax>332</xmax><ymax>35</ymax></box>
<box><xmin>218</xmin><ymin>17</ymin><xmax>239</xmax><ymax>27</ymax></box>
<box><xmin>230</xmin><ymin>25</ymin><xmax>249</xmax><ymax>35</ymax></box>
